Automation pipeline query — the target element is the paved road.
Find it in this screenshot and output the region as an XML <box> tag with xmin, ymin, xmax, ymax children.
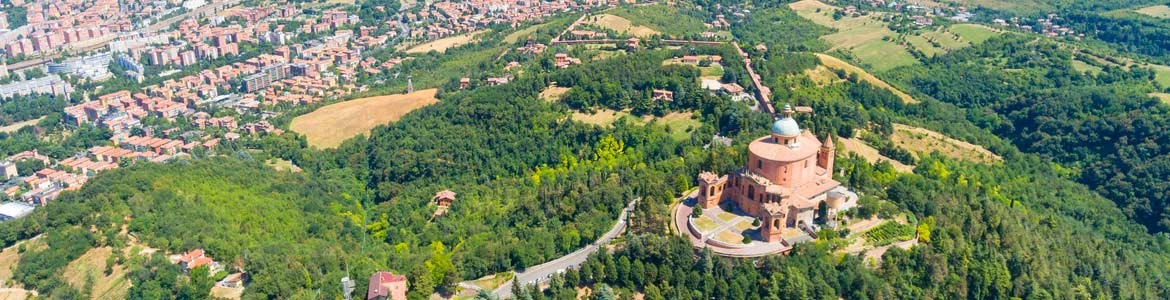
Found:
<box><xmin>487</xmin><ymin>198</ymin><xmax>638</xmax><ymax>298</ymax></box>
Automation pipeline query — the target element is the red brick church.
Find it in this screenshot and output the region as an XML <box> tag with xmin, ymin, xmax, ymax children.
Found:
<box><xmin>696</xmin><ymin>105</ymin><xmax>857</xmax><ymax>243</ymax></box>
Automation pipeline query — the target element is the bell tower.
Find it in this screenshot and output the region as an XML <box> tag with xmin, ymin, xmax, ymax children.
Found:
<box><xmin>817</xmin><ymin>135</ymin><xmax>835</xmax><ymax>174</ymax></box>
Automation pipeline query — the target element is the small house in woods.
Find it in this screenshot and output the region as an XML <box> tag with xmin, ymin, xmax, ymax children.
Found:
<box><xmin>433</xmin><ymin>189</ymin><xmax>456</xmax><ymax>217</ymax></box>
<box><xmin>367</xmin><ymin>271</ymin><xmax>407</xmax><ymax>300</ymax></box>
<box><xmin>652</xmin><ymin>89</ymin><xmax>674</xmax><ymax>101</ymax></box>
<box><xmin>176</xmin><ymin>248</ymin><xmax>223</xmax><ymax>274</ymax></box>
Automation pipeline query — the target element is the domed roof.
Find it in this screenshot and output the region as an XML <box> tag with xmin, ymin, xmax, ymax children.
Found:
<box><xmin>771</xmin><ymin>117</ymin><xmax>800</xmax><ymax>136</ymax></box>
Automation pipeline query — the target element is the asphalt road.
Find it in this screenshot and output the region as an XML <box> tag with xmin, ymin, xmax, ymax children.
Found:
<box><xmin>489</xmin><ymin>198</ymin><xmax>638</xmax><ymax>298</ymax></box>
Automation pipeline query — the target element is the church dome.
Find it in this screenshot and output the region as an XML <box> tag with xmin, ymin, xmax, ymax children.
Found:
<box><xmin>771</xmin><ymin>117</ymin><xmax>800</xmax><ymax>136</ymax></box>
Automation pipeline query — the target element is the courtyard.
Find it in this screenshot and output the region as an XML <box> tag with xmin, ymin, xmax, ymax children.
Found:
<box><xmin>674</xmin><ymin>192</ymin><xmax>807</xmax><ymax>257</ymax></box>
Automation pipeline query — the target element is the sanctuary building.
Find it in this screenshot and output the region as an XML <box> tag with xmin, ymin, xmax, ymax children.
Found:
<box><xmin>696</xmin><ymin>105</ymin><xmax>857</xmax><ymax>243</ymax></box>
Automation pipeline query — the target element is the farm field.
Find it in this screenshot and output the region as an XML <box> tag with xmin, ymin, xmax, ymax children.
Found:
<box><xmin>403</xmin><ymin>30</ymin><xmax>488</xmax><ymax>54</ymax></box>
<box><xmin>290</xmin><ymin>89</ymin><xmax>440</xmax><ymax>148</ymax></box>
<box><xmin>814</xmin><ymin>53</ymin><xmax>918</xmax><ymax>103</ymax></box>
<box><xmin>890</xmin><ymin>124</ymin><xmax>1002</xmax><ymax>164</ymax></box>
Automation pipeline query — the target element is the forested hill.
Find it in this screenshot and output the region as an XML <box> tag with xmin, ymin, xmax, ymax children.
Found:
<box><xmin>884</xmin><ymin>34</ymin><xmax>1170</xmax><ymax>233</ymax></box>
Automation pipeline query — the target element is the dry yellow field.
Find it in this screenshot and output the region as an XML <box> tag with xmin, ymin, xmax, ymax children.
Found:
<box><xmin>403</xmin><ymin>30</ymin><xmax>487</xmax><ymax>54</ymax></box>
<box><xmin>585</xmin><ymin>14</ymin><xmax>659</xmax><ymax>38</ymax></box>
<box><xmin>61</xmin><ymin>247</ymin><xmax>131</xmax><ymax>300</ymax></box>
<box><xmin>815</xmin><ymin>53</ymin><xmax>918</xmax><ymax>103</ymax></box>
<box><xmin>891</xmin><ymin>124</ymin><xmax>1001</xmax><ymax>164</ymax></box>
<box><xmin>291</xmin><ymin>89</ymin><xmax>440</xmax><ymax>148</ymax></box>
<box><xmin>0</xmin><ymin>117</ymin><xmax>42</xmax><ymax>134</ymax></box>
<box><xmin>539</xmin><ymin>86</ymin><xmax>571</xmax><ymax>102</ymax></box>
<box><xmin>837</xmin><ymin>137</ymin><xmax>914</xmax><ymax>173</ymax></box>
<box><xmin>804</xmin><ymin>65</ymin><xmax>842</xmax><ymax>86</ymax></box>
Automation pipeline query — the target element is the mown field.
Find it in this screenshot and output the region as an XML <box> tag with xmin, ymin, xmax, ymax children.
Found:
<box><xmin>290</xmin><ymin>88</ymin><xmax>439</xmax><ymax>148</ymax></box>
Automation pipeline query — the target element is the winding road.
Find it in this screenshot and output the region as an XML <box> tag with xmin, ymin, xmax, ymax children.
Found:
<box><xmin>478</xmin><ymin>198</ymin><xmax>638</xmax><ymax>298</ymax></box>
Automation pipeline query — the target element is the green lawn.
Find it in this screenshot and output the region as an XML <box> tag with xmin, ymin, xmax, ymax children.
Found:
<box><xmin>849</xmin><ymin>40</ymin><xmax>919</xmax><ymax>71</ymax></box>
<box><xmin>949</xmin><ymin>24</ymin><xmax>1000</xmax><ymax>44</ymax></box>
<box><xmin>700</xmin><ymin>65</ymin><xmax>724</xmax><ymax>77</ymax></box>
<box><xmin>694</xmin><ymin>216</ymin><xmax>718</xmax><ymax>232</ymax></box>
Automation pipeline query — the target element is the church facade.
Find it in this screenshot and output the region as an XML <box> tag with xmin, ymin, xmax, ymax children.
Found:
<box><xmin>696</xmin><ymin>105</ymin><xmax>857</xmax><ymax>243</ymax></box>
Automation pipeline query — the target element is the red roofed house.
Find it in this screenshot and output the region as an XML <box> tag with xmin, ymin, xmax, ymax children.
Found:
<box><xmin>367</xmin><ymin>271</ymin><xmax>407</xmax><ymax>300</ymax></box>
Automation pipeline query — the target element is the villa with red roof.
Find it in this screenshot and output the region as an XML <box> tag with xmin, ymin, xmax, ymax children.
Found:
<box><xmin>367</xmin><ymin>271</ymin><xmax>407</xmax><ymax>300</ymax></box>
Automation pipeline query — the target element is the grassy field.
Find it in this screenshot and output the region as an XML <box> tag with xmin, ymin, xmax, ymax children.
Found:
<box><xmin>891</xmin><ymin>124</ymin><xmax>1002</xmax><ymax>164</ymax></box>
<box><xmin>904</xmin><ymin>35</ymin><xmax>946</xmax><ymax>57</ymax></box>
<box><xmin>805</xmin><ymin>65</ymin><xmax>842</xmax><ymax>86</ymax></box>
<box><xmin>403</xmin><ymin>30</ymin><xmax>488</xmax><ymax>54</ymax></box>
<box><xmin>266</xmin><ymin>158</ymin><xmax>302</xmax><ymax>172</ymax></box>
<box><xmin>584</xmin><ymin>14</ymin><xmax>659</xmax><ymax>38</ymax></box>
<box><xmin>1071</xmin><ymin>59</ymin><xmax>1103</xmax><ymax>74</ymax></box>
<box><xmin>838</xmin><ymin>137</ymin><xmax>915</xmax><ymax>173</ymax></box>
<box><xmin>504</xmin><ymin>23</ymin><xmax>547</xmax><ymax>43</ymax></box>
<box><xmin>921</xmin><ymin>29</ymin><xmax>968</xmax><ymax>50</ymax></box>
<box><xmin>789</xmin><ymin>0</ymin><xmax>918</xmax><ymax>71</ymax></box>
<box><xmin>468</xmin><ymin>272</ymin><xmax>514</xmax><ymax>290</ymax></box>
<box><xmin>571</xmin><ymin>110</ymin><xmax>699</xmax><ymax>140</ymax></box>
<box><xmin>1149</xmin><ymin>92</ymin><xmax>1170</xmax><ymax>104</ymax></box>
<box><xmin>605</xmin><ymin>5</ymin><xmax>708</xmax><ymax>38</ymax></box>
<box><xmin>290</xmin><ymin>89</ymin><xmax>440</xmax><ymax>148</ymax></box>
<box><xmin>948</xmin><ymin>24</ymin><xmax>1001</xmax><ymax>44</ymax></box>
<box><xmin>815</xmin><ymin>53</ymin><xmax>918</xmax><ymax>103</ymax></box>
<box><xmin>61</xmin><ymin>247</ymin><xmax>131</xmax><ymax>300</ymax></box>
<box><xmin>1136</xmin><ymin>5</ymin><xmax>1170</xmax><ymax>18</ymax></box>
<box><xmin>1148</xmin><ymin>64</ymin><xmax>1170</xmax><ymax>87</ymax></box>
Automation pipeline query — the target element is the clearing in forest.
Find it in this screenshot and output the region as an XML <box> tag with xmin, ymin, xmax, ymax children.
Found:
<box><xmin>291</xmin><ymin>89</ymin><xmax>439</xmax><ymax>148</ymax></box>
<box><xmin>1135</xmin><ymin>5</ymin><xmax>1170</xmax><ymax>18</ymax></box>
<box><xmin>539</xmin><ymin>86</ymin><xmax>571</xmax><ymax>102</ymax></box>
<box><xmin>1149</xmin><ymin>92</ymin><xmax>1170</xmax><ymax>104</ymax></box>
<box><xmin>571</xmin><ymin>110</ymin><xmax>699</xmax><ymax>140</ymax></box>
<box><xmin>584</xmin><ymin>14</ymin><xmax>659</xmax><ymax>38</ymax></box>
<box><xmin>0</xmin><ymin>117</ymin><xmax>43</xmax><ymax>134</ymax></box>
<box><xmin>403</xmin><ymin>30</ymin><xmax>487</xmax><ymax>54</ymax></box>
<box><xmin>61</xmin><ymin>247</ymin><xmax>131</xmax><ymax>300</ymax></box>
<box><xmin>504</xmin><ymin>23</ymin><xmax>547</xmax><ymax>43</ymax></box>
<box><xmin>890</xmin><ymin>124</ymin><xmax>1002</xmax><ymax>164</ymax></box>
<box><xmin>814</xmin><ymin>53</ymin><xmax>918</xmax><ymax>103</ymax></box>
<box><xmin>837</xmin><ymin>137</ymin><xmax>914</xmax><ymax>173</ymax></box>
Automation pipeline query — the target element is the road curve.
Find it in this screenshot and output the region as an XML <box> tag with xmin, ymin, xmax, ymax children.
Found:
<box><xmin>487</xmin><ymin>198</ymin><xmax>638</xmax><ymax>298</ymax></box>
